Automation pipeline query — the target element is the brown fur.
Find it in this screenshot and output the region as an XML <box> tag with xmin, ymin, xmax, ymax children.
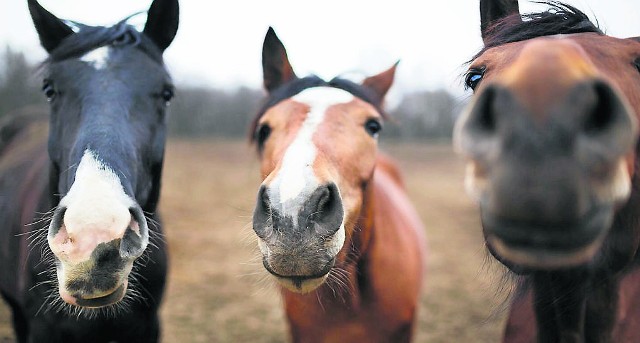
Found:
<box><xmin>281</xmin><ymin>155</ymin><xmax>426</xmax><ymax>343</ymax></box>
<box><xmin>464</xmin><ymin>19</ymin><xmax>640</xmax><ymax>343</ymax></box>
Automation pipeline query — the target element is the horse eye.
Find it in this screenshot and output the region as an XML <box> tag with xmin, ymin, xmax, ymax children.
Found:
<box><xmin>364</xmin><ymin>119</ymin><xmax>382</xmax><ymax>137</ymax></box>
<box><xmin>255</xmin><ymin>124</ymin><xmax>272</xmax><ymax>147</ymax></box>
<box><xmin>42</xmin><ymin>80</ymin><xmax>56</xmax><ymax>102</ymax></box>
<box><xmin>465</xmin><ymin>68</ymin><xmax>485</xmax><ymax>91</ymax></box>
<box><xmin>160</xmin><ymin>86</ymin><xmax>174</xmax><ymax>105</ymax></box>
<box><xmin>635</xmin><ymin>58</ymin><xmax>640</xmax><ymax>74</ymax></box>
<box><xmin>112</xmin><ymin>32</ymin><xmax>133</xmax><ymax>46</ymax></box>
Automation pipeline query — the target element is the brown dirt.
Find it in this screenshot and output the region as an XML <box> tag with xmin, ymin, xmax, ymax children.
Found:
<box><xmin>0</xmin><ymin>140</ymin><xmax>511</xmax><ymax>342</ymax></box>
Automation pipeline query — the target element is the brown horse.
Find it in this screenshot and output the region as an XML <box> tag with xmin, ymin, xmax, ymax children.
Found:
<box><xmin>455</xmin><ymin>1</ymin><xmax>640</xmax><ymax>342</ymax></box>
<box><xmin>249</xmin><ymin>28</ymin><xmax>426</xmax><ymax>342</ymax></box>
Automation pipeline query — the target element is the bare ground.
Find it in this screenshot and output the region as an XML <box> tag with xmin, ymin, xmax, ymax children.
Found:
<box><xmin>0</xmin><ymin>140</ymin><xmax>511</xmax><ymax>342</ymax></box>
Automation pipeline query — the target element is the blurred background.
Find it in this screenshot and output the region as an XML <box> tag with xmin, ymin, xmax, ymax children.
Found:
<box><xmin>0</xmin><ymin>0</ymin><xmax>638</xmax><ymax>342</ymax></box>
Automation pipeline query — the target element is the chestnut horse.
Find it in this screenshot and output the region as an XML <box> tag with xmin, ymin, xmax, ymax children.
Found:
<box><xmin>250</xmin><ymin>28</ymin><xmax>426</xmax><ymax>342</ymax></box>
<box><xmin>455</xmin><ymin>1</ymin><xmax>640</xmax><ymax>342</ymax></box>
<box><xmin>0</xmin><ymin>0</ymin><xmax>178</xmax><ymax>341</ymax></box>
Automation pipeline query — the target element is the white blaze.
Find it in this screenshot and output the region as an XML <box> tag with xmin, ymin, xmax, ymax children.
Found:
<box><xmin>80</xmin><ymin>46</ymin><xmax>110</xmax><ymax>70</ymax></box>
<box><xmin>269</xmin><ymin>87</ymin><xmax>353</xmax><ymax>214</ymax></box>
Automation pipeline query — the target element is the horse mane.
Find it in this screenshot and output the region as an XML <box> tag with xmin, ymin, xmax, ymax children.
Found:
<box><xmin>44</xmin><ymin>18</ymin><xmax>163</xmax><ymax>66</ymax></box>
<box><xmin>475</xmin><ymin>1</ymin><xmax>602</xmax><ymax>60</ymax></box>
<box><xmin>249</xmin><ymin>75</ymin><xmax>388</xmax><ymax>143</ymax></box>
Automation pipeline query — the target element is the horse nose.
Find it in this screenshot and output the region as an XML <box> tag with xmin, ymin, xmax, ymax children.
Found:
<box><xmin>253</xmin><ymin>183</ymin><xmax>344</xmax><ymax>238</ymax></box>
<box><xmin>48</xmin><ymin>204</ymin><xmax>149</xmax><ymax>263</ymax></box>
<box><xmin>456</xmin><ymin>79</ymin><xmax>637</xmax><ymax>162</ymax></box>
<box><xmin>574</xmin><ymin>79</ymin><xmax>637</xmax><ymax>159</ymax></box>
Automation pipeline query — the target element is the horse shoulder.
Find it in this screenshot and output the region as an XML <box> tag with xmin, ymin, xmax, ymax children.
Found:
<box><xmin>356</xmin><ymin>155</ymin><xmax>426</xmax><ymax>329</ymax></box>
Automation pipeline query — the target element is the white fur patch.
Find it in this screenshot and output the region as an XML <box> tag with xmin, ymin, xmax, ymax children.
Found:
<box><xmin>80</xmin><ymin>46</ymin><xmax>110</xmax><ymax>70</ymax></box>
<box><xmin>325</xmin><ymin>225</ymin><xmax>346</xmax><ymax>257</ymax></box>
<box><xmin>57</xmin><ymin>150</ymin><xmax>135</xmax><ymax>252</ymax></box>
<box><xmin>268</xmin><ymin>87</ymin><xmax>353</xmax><ymax>216</ymax></box>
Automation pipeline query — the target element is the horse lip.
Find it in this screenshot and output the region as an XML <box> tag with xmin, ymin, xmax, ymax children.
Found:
<box><xmin>262</xmin><ymin>257</ymin><xmax>335</xmax><ymax>280</ymax></box>
<box><xmin>482</xmin><ymin>205</ymin><xmax>613</xmax><ymax>268</ymax></box>
<box><xmin>73</xmin><ymin>283</ymin><xmax>126</xmax><ymax>308</ymax></box>
<box><xmin>481</xmin><ymin>205</ymin><xmax>612</xmax><ymax>249</ymax></box>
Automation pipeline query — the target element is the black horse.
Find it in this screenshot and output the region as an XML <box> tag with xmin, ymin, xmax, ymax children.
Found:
<box><xmin>0</xmin><ymin>0</ymin><xmax>178</xmax><ymax>341</ymax></box>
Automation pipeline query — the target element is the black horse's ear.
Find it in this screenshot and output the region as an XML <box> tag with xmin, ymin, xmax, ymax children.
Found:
<box><xmin>27</xmin><ymin>0</ymin><xmax>74</xmax><ymax>53</ymax></box>
<box><xmin>480</xmin><ymin>0</ymin><xmax>520</xmax><ymax>42</ymax></box>
<box><xmin>262</xmin><ymin>27</ymin><xmax>298</xmax><ymax>93</ymax></box>
<box><xmin>143</xmin><ymin>0</ymin><xmax>179</xmax><ymax>52</ymax></box>
<box><xmin>362</xmin><ymin>61</ymin><xmax>399</xmax><ymax>103</ymax></box>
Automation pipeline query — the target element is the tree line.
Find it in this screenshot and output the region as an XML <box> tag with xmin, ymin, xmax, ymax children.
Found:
<box><xmin>0</xmin><ymin>46</ymin><xmax>464</xmax><ymax>141</ymax></box>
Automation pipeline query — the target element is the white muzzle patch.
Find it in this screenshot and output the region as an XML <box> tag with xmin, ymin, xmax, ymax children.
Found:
<box><xmin>51</xmin><ymin>150</ymin><xmax>136</xmax><ymax>263</ymax></box>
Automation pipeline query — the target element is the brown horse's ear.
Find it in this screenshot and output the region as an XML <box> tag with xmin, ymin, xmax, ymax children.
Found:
<box><xmin>28</xmin><ymin>0</ymin><xmax>74</xmax><ymax>53</ymax></box>
<box><xmin>143</xmin><ymin>0</ymin><xmax>179</xmax><ymax>52</ymax></box>
<box><xmin>480</xmin><ymin>0</ymin><xmax>520</xmax><ymax>43</ymax></box>
<box><xmin>362</xmin><ymin>61</ymin><xmax>399</xmax><ymax>102</ymax></box>
<box><xmin>262</xmin><ymin>27</ymin><xmax>298</xmax><ymax>93</ymax></box>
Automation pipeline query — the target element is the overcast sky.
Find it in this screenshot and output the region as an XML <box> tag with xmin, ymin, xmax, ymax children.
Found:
<box><xmin>1</xmin><ymin>0</ymin><xmax>638</xmax><ymax>103</ymax></box>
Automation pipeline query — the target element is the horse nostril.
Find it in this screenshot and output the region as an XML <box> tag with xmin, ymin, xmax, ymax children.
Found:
<box><xmin>576</xmin><ymin>79</ymin><xmax>637</xmax><ymax>159</ymax></box>
<box><xmin>253</xmin><ymin>185</ymin><xmax>272</xmax><ymax>239</ymax></box>
<box><xmin>120</xmin><ymin>207</ymin><xmax>149</xmax><ymax>259</ymax></box>
<box><xmin>307</xmin><ymin>183</ymin><xmax>343</xmax><ymax>237</ymax></box>
<box><xmin>455</xmin><ymin>85</ymin><xmax>502</xmax><ymax>159</ymax></box>
<box><xmin>467</xmin><ymin>85</ymin><xmax>499</xmax><ymax>135</ymax></box>
<box><xmin>48</xmin><ymin>206</ymin><xmax>67</xmax><ymax>237</ymax></box>
<box><xmin>582</xmin><ymin>80</ymin><xmax>630</xmax><ymax>133</ymax></box>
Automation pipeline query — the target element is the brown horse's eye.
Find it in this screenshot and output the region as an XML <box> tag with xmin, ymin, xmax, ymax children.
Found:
<box><xmin>635</xmin><ymin>58</ymin><xmax>640</xmax><ymax>74</ymax></box>
<box><xmin>364</xmin><ymin>119</ymin><xmax>382</xmax><ymax>137</ymax></box>
<box><xmin>255</xmin><ymin>124</ymin><xmax>272</xmax><ymax>147</ymax></box>
<box><xmin>465</xmin><ymin>67</ymin><xmax>486</xmax><ymax>91</ymax></box>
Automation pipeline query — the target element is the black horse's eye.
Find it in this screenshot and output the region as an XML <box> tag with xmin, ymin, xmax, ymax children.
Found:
<box><xmin>160</xmin><ymin>86</ymin><xmax>175</xmax><ymax>105</ymax></box>
<box><xmin>42</xmin><ymin>80</ymin><xmax>56</xmax><ymax>102</ymax></box>
<box><xmin>634</xmin><ymin>58</ymin><xmax>640</xmax><ymax>74</ymax></box>
<box><xmin>364</xmin><ymin>119</ymin><xmax>382</xmax><ymax>137</ymax></box>
<box><xmin>255</xmin><ymin>124</ymin><xmax>272</xmax><ymax>147</ymax></box>
<box><xmin>112</xmin><ymin>31</ymin><xmax>134</xmax><ymax>46</ymax></box>
<box><xmin>465</xmin><ymin>67</ymin><xmax>485</xmax><ymax>91</ymax></box>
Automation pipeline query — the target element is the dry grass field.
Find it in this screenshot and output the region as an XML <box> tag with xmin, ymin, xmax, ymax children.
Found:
<box><xmin>0</xmin><ymin>140</ymin><xmax>512</xmax><ymax>342</ymax></box>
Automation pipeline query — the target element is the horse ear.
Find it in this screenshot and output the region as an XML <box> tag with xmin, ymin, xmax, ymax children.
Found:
<box><xmin>480</xmin><ymin>0</ymin><xmax>520</xmax><ymax>42</ymax></box>
<box><xmin>362</xmin><ymin>61</ymin><xmax>399</xmax><ymax>102</ymax></box>
<box><xmin>27</xmin><ymin>0</ymin><xmax>74</xmax><ymax>53</ymax></box>
<box><xmin>143</xmin><ymin>0</ymin><xmax>179</xmax><ymax>52</ymax></box>
<box><xmin>262</xmin><ymin>27</ymin><xmax>298</xmax><ymax>93</ymax></box>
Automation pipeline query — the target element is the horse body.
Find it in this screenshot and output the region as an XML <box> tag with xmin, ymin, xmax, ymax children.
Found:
<box><xmin>251</xmin><ymin>28</ymin><xmax>425</xmax><ymax>342</ymax></box>
<box><xmin>0</xmin><ymin>0</ymin><xmax>178</xmax><ymax>341</ymax></box>
<box><xmin>283</xmin><ymin>155</ymin><xmax>425</xmax><ymax>342</ymax></box>
<box><xmin>455</xmin><ymin>2</ymin><xmax>640</xmax><ymax>342</ymax></box>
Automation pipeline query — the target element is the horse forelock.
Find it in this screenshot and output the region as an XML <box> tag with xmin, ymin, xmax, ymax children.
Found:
<box><xmin>43</xmin><ymin>21</ymin><xmax>163</xmax><ymax>67</ymax></box>
<box><xmin>473</xmin><ymin>1</ymin><xmax>602</xmax><ymax>61</ymax></box>
<box><xmin>249</xmin><ymin>76</ymin><xmax>387</xmax><ymax>145</ymax></box>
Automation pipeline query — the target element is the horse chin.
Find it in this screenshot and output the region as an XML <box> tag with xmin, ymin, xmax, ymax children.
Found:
<box><xmin>487</xmin><ymin>235</ymin><xmax>606</xmax><ymax>269</ymax></box>
<box><xmin>59</xmin><ymin>281</ymin><xmax>128</xmax><ymax>308</ymax></box>
<box><xmin>482</xmin><ymin>205</ymin><xmax>614</xmax><ymax>269</ymax></box>
<box><xmin>262</xmin><ymin>256</ymin><xmax>335</xmax><ymax>294</ymax></box>
<box><xmin>276</xmin><ymin>274</ymin><xmax>329</xmax><ymax>294</ymax></box>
